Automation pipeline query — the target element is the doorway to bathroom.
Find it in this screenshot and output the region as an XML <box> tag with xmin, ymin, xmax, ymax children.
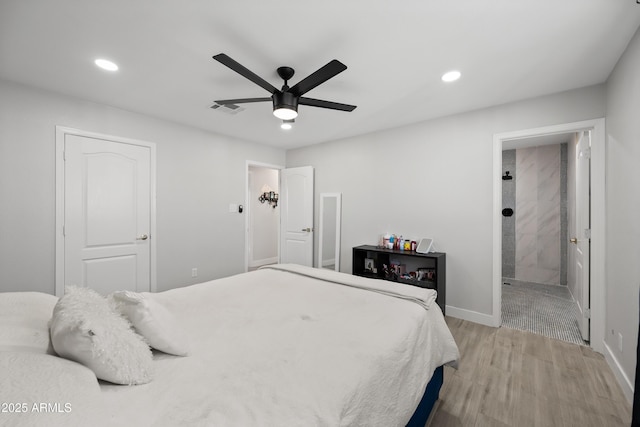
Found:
<box><xmin>493</xmin><ymin>118</ymin><xmax>605</xmax><ymax>353</ymax></box>
<box><xmin>500</xmin><ymin>136</ymin><xmax>585</xmax><ymax>345</ymax></box>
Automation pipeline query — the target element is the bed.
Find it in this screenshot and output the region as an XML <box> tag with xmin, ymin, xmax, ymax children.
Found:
<box><xmin>0</xmin><ymin>264</ymin><xmax>459</xmax><ymax>427</ymax></box>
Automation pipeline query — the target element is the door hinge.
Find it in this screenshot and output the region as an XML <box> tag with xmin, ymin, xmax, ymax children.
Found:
<box><xmin>584</xmin><ymin>228</ymin><xmax>591</xmax><ymax>239</ymax></box>
<box><xmin>584</xmin><ymin>308</ymin><xmax>591</xmax><ymax>319</ymax></box>
<box><xmin>579</xmin><ymin>147</ymin><xmax>591</xmax><ymax>159</ymax></box>
<box><xmin>62</xmin><ymin>225</ymin><xmax>65</xmax><ymax>236</ymax></box>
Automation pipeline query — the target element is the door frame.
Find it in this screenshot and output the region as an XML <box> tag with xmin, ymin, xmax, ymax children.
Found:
<box><xmin>55</xmin><ymin>126</ymin><xmax>157</xmax><ymax>296</ymax></box>
<box><xmin>492</xmin><ymin>118</ymin><xmax>605</xmax><ymax>353</ymax></box>
<box><xmin>575</xmin><ymin>131</ymin><xmax>591</xmax><ymax>341</ymax></box>
<box><xmin>244</xmin><ymin>160</ymin><xmax>284</xmax><ymax>272</ymax></box>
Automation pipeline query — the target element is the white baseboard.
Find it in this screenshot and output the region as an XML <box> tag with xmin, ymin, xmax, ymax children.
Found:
<box><xmin>249</xmin><ymin>257</ymin><xmax>278</xmax><ymax>268</ymax></box>
<box><xmin>446</xmin><ymin>306</ymin><xmax>495</xmax><ymax>327</ymax></box>
<box><xmin>603</xmin><ymin>340</ymin><xmax>634</xmax><ymax>404</ymax></box>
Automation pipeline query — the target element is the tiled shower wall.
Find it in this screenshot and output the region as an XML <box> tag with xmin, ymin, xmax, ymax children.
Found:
<box><xmin>502</xmin><ymin>150</ymin><xmax>516</xmax><ymax>278</ymax></box>
<box><xmin>502</xmin><ymin>144</ymin><xmax>567</xmax><ymax>286</ymax></box>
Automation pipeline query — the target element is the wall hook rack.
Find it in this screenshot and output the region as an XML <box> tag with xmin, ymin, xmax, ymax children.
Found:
<box><xmin>259</xmin><ymin>191</ymin><xmax>278</xmax><ymax>208</ymax></box>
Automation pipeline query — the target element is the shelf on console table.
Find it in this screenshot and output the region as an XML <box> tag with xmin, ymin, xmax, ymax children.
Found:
<box><xmin>352</xmin><ymin>245</ymin><xmax>446</xmax><ymax>315</ymax></box>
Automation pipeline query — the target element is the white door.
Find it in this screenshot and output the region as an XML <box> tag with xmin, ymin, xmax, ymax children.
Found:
<box><xmin>280</xmin><ymin>166</ymin><xmax>314</xmax><ymax>266</ymax></box>
<box><xmin>574</xmin><ymin>131</ymin><xmax>591</xmax><ymax>341</ymax></box>
<box><xmin>64</xmin><ymin>134</ymin><xmax>152</xmax><ymax>295</ymax></box>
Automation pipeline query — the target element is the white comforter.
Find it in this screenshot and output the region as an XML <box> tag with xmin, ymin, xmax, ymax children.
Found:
<box><xmin>1</xmin><ymin>265</ymin><xmax>459</xmax><ymax>427</ymax></box>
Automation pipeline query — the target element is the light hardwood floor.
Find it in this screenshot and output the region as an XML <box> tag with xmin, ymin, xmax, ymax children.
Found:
<box><xmin>427</xmin><ymin>317</ymin><xmax>632</xmax><ymax>427</ymax></box>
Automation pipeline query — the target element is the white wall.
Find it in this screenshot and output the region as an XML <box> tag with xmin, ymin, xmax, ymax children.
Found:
<box><xmin>0</xmin><ymin>79</ymin><xmax>285</xmax><ymax>294</ymax></box>
<box><xmin>604</xmin><ymin>27</ymin><xmax>640</xmax><ymax>396</ymax></box>
<box><xmin>287</xmin><ymin>84</ymin><xmax>606</xmax><ymax>321</ymax></box>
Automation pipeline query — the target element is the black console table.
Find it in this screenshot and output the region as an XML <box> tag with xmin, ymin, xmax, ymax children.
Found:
<box><xmin>352</xmin><ymin>245</ymin><xmax>446</xmax><ymax>315</ymax></box>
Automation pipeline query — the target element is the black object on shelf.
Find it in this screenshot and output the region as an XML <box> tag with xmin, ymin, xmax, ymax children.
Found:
<box><xmin>352</xmin><ymin>245</ymin><xmax>446</xmax><ymax>315</ymax></box>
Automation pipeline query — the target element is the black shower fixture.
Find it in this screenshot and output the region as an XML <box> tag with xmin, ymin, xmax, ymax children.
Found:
<box><xmin>502</xmin><ymin>171</ymin><xmax>513</xmax><ymax>180</ymax></box>
<box><xmin>502</xmin><ymin>208</ymin><xmax>514</xmax><ymax>217</ymax></box>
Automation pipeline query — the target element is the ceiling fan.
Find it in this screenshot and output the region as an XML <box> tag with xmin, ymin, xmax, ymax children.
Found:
<box><xmin>212</xmin><ymin>53</ymin><xmax>357</xmax><ymax>122</ymax></box>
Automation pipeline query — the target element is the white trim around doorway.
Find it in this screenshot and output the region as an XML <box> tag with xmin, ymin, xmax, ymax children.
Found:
<box><xmin>244</xmin><ymin>160</ymin><xmax>284</xmax><ymax>272</ymax></box>
<box><xmin>492</xmin><ymin>118</ymin><xmax>606</xmax><ymax>354</ymax></box>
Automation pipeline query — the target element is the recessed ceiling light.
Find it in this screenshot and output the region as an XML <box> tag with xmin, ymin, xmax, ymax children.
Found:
<box><xmin>441</xmin><ymin>70</ymin><xmax>461</xmax><ymax>83</ymax></box>
<box><xmin>95</xmin><ymin>59</ymin><xmax>119</xmax><ymax>71</ymax></box>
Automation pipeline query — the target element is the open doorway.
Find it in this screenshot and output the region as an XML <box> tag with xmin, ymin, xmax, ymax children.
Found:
<box><xmin>500</xmin><ymin>135</ymin><xmax>586</xmax><ymax>345</ymax></box>
<box><xmin>493</xmin><ymin>118</ymin><xmax>605</xmax><ymax>354</ymax></box>
<box><xmin>245</xmin><ymin>162</ymin><xmax>315</xmax><ymax>272</ymax></box>
<box><xmin>245</xmin><ymin>162</ymin><xmax>282</xmax><ymax>272</ymax></box>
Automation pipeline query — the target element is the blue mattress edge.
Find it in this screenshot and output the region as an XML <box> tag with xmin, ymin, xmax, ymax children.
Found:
<box><xmin>405</xmin><ymin>365</ymin><xmax>443</xmax><ymax>427</ymax></box>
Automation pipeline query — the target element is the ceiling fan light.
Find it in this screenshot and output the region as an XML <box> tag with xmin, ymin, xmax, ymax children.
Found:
<box><xmin>272</xmin><ymin>91</ymin><xmax>299</xmax><ymax>120</ymax></box>
<box><xmin>95</xmin><ymin>58</ymin><xmax>119</xmax><ymax>71</ymax></box>
<box><xmin>273</xmin><ymin>107</ymin><xmax>298</xmax><ymax>120</ymax></box>
<box><xmin>281</xmin><ymin>120</ymin><xmax>293</xmax><ymax>130</ymax></box>
<box><xmin>441</xmin><ymin>70</ymin><xmax>461</xmax><ymax>82</ymax></box>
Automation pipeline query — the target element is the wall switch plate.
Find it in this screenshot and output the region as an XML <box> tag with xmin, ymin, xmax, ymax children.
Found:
<box><xmin>618</xmin><ymin>332</ymin><xmax>623</xmax><ymax>353</ymax></box>
<box><xmin>191</xmin><ymin>268</ymin><xmax>198</xmax><ymax>278</ymax></box>
<box><xmin>229</xmin><ymin>203</ymin><xmax>238</xmax><ymax>213</ymax></box>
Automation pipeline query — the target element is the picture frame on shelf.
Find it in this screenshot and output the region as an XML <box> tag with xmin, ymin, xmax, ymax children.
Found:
<box><xmin>364</xmin><ymin>258</ymin><xmax>375</xmax><ymax>273</ymax></box>
<box><xmin>417</xmin><ymin>268</ymin><xmax>436</xmax><ymax>282</ymax></box>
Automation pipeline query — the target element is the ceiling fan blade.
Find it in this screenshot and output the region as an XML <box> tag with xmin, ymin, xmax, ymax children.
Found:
<box><xmin>299</xmin><ymin>97</ymin><xmax>357</xmax><ymax>112</ymax></box>
<box><xmin>214</xmin><ymin>97</ymin><xmax>272</xmax><ymax>105</ymax></box>
<box><xmin>213</xmin><ymin>54</ymin><xmax>278</xmax><ymax>94</ymax></box>
<box><xmin>289</xmin><ymin>60</ymin><xmax>347</xmax><ymax>97</ymax></box>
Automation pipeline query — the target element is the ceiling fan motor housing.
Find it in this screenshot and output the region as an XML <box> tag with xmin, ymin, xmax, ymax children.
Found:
<box><xmin>273</xmin><ymin>91</ymin><xmax>298</xmax><ymax>117</ymax></box>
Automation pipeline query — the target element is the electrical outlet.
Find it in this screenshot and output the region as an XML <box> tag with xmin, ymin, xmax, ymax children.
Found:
<box><xmin>191</xmin><ymin>268</ymin><xmax>198</xmax><ymax>278</ymax></box>
<box><xmin>618</xmin><ymin>333</ymin><xmax>623</xmax><ymax>353</ymax></box>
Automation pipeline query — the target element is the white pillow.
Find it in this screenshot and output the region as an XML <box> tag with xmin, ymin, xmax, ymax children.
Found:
<box><xmin>0</xmin><ymin>292</ymin><xmax>58</xmax><ymax>354</ymax></box>
<box><xmin>49</xmin><ymin>286</ymin><xmax>154</xmax><ymax>385</ymax></box>
<box><xmin>111</xmin><ymin>291</ymin><xmax>190</xmax><ymax>356</ymax></box>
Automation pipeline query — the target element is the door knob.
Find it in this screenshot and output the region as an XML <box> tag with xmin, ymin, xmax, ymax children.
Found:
<box><xmin>301</xmin><ymin>228</ymin><xmax>312</xmax><ymax>232</ymax></box>
<box><xmin>569</xmin><ymin>237</ymin><xmax>577</xmax><ymax>244</ymax></box>
<box><xmin>136</xmin><ymin>234</ymin><xmax>149</xmax><ymax>241</ymax></box>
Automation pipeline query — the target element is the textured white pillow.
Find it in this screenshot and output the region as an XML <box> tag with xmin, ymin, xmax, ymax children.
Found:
<box><xmin>49</xmin><ymin>286</ymin><xmax>154</xmax><ymax>385</ymax></box>
<box><xmin>111</xmin><ymin>291</ymin><xmax>190</xmax><ymax>356</ymax></box>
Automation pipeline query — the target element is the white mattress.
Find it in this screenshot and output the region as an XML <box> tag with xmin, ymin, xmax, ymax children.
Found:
<box><xmin>1</xmin><ymin>265</ymin><xmax>459</xmax><ymax>427</ymax></box>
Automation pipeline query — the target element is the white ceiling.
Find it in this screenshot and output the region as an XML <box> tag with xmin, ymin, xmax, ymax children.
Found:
<box><xmin>1</xmin><ymin>1</ymin><xmax>639</xmax><ymax>150</ymax></box>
